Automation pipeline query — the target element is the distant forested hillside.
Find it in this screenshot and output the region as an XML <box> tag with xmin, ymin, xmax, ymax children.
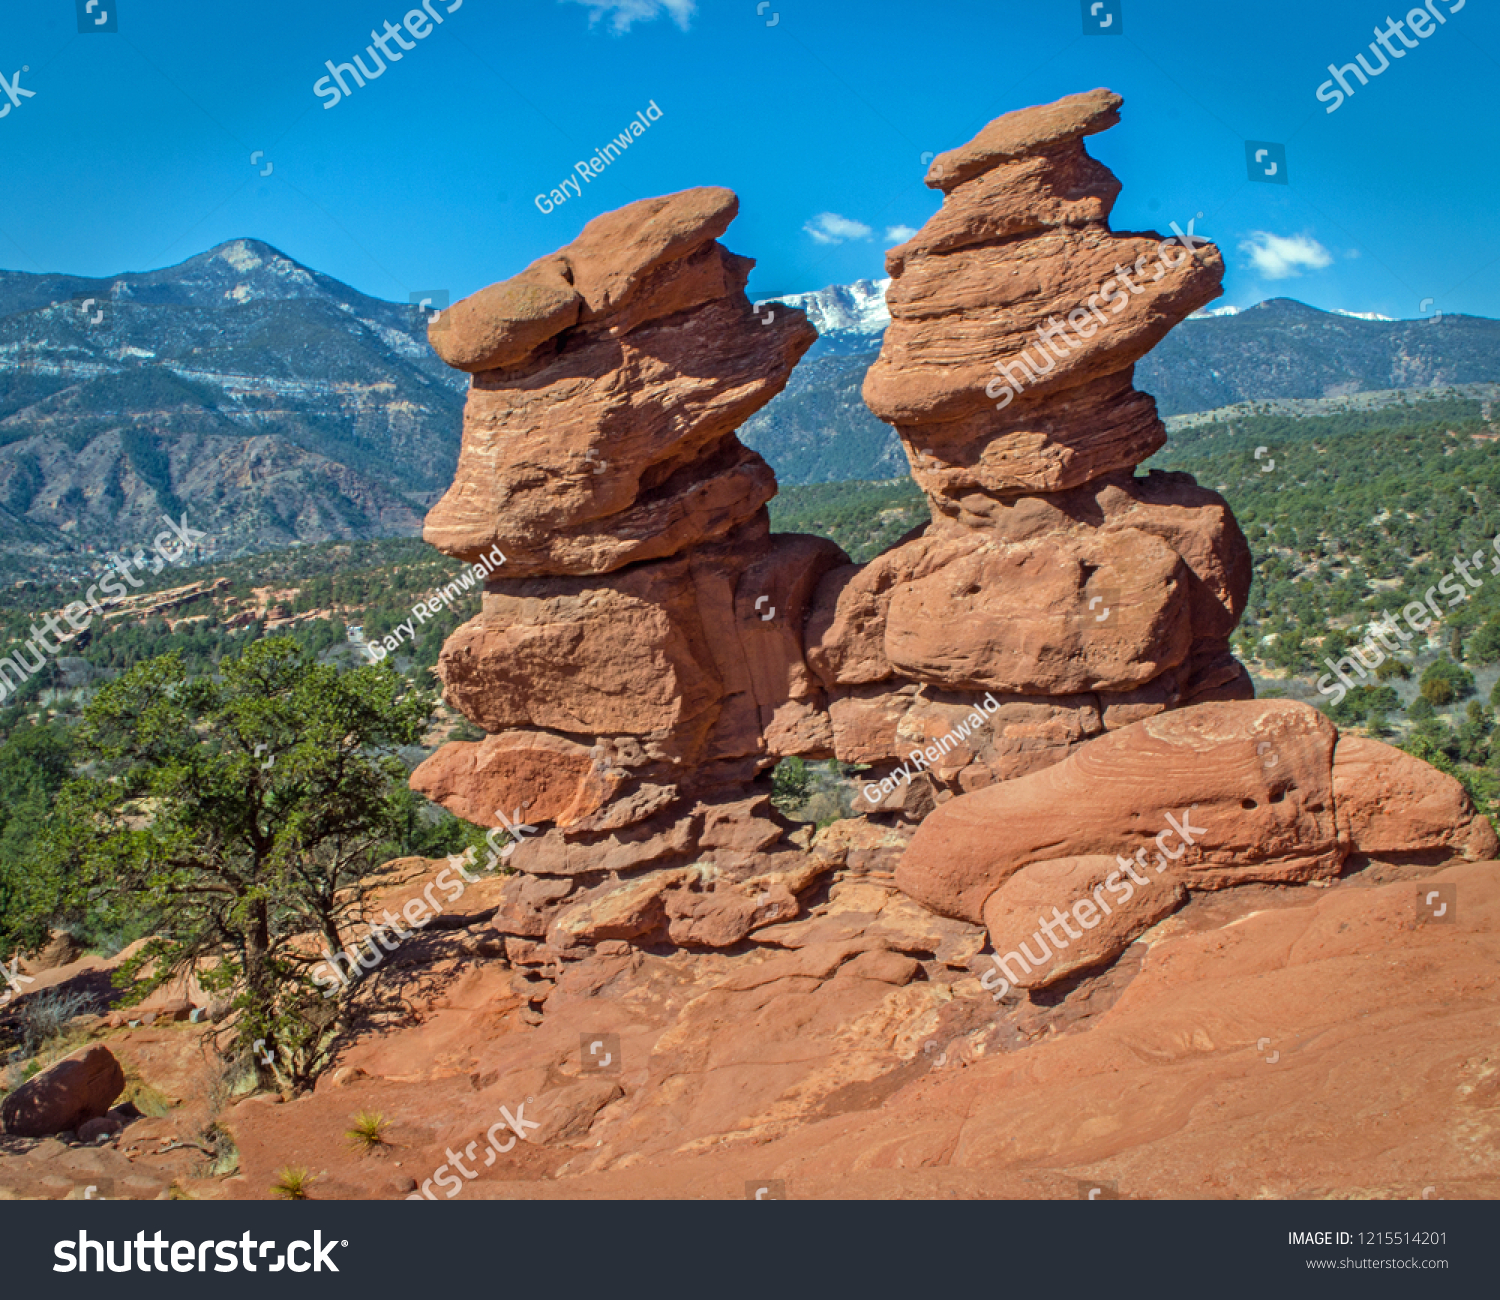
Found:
<box><xmin>768</xmin><ymin>477</ymin><xmax>927</xmax><ymax>562</ymax></box>
<box><xmin>766</xmin><ymin>397</ymin><xmax>1500</xmax><ymax>812</ymax></box>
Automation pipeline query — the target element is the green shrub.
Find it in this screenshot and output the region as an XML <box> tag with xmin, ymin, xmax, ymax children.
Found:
<box><xmin>345</xmin><ymin>1111</ymin><xmax>390</xmax><ymax>1154</ymax></box>
<box><xmin>1468</xmin><ymin>620</ymin><xmax>1500</xmax><ymax>664</ymax></box>
<box><xmin>1420</xmin><ymin>658</ymin><xmax>1474</xmax><ymax>706</ymax></box>
<box><xmin>770</xmin><ymin>757</ymin><xmax>812</xmax><ymax>812</ymax></box>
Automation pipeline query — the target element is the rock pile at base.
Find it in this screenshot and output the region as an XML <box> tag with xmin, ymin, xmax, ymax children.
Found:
<box><xmin>1</xmin><ymin>1045</ymin><xmax>125</xmax><ymax>1138</ymax></box>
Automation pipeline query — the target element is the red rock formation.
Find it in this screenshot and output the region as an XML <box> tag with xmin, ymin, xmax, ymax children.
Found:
<box><xmin>897</xmin><ymin>698</ymin><xmax>1499</xmax><ymax>980</ymax></box>
<box><xmin>4</xmin><ymin>95</ymin><xmax>1493</xmax><ymax>1200</ymax></box>
<box><xmin>811</xmin><ymin>88</ymin><xmax>1252</xmax><ymax>798</ymax></box>
<box><xmin>204</xmin><ymin>854</ymin><xmax>1500</xmax><ymax>1201</ymax></box>
<box><xmin>409</xmin><ymin>90</ymin><xmax>1485</xmax><ymax>980</ymax></box>
<box><xmin>409</xmin><ymin>91</ymin><xmax>1261</xmax><ymax>957</ymax></box>
<box><xmin>1</xmin><ymin>1045</ymin><xmax>125</xmax><ymax>1138</ymax></box>
<box><xmin>412</xmin><ymin>188</ymin><xmax>846</xmax><ymax>949</ymax></box>
<box><xmin>7</xmin><ymin>846</ymin><xmax>1499</xmax><ymax>1199</ymax></box>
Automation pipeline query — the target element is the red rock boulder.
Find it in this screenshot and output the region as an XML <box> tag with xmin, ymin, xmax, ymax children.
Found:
<box><xmin>1</xmin><ymin>1045</ymin><xmax>126</xmax><ymax>1138</ymax></box>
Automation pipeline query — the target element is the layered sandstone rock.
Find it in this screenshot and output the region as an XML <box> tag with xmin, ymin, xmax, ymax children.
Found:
<box><xmin>424</xmin><ymin>192</ymin><xmax>803</xmax><ymax>579</ymax></box>
<box><xmin>808</xmin><ymin>88</ymin><xmax>1252</xmax><ymax>798</ymax></box>
<box><xmin>412</xmin><ymin>188</ymin><xmax>845</xmax><ymax>943</ymax></box>
<box><xmin>865</xmin><ymin>89</ymin><xmax>1223</xmax><ymax>500</ymax></box>
<box><xmin>406</xmin><ymin>92</ymin><xmax>1497</xmax><ymax>979</ymax></box>
<box><xmin>410</xmin><ymin>93</ymin><xmax>1263</xmax><ymax>957</ymax></box>
<box><xmin>897</xmin><ymin>699</ymin><xmax>1498</xmax><ymax>983</ymax></box>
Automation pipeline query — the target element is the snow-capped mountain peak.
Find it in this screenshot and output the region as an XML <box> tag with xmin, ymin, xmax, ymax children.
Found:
<box><xmin>755</xmin><ymin>278</ymin><xmax>891</xmax><ymax>343</ymax></box>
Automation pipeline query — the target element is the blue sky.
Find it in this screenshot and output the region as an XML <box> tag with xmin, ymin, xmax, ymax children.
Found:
<box><xmin>0</xmin><ymin>0</ymin><xmax>1496</xmax><ymax>319</ymax></box>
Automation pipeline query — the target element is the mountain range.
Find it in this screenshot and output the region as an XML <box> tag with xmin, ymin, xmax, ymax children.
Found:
<box><xmin>754</xmin><ymin>278</ymin><xmax>891</xmax><ymax>358</ymax></box>
<box><xmin>0</xmin><ymin>239</ymin><xmax>463</xmax><ymax>578</ymax></box>
<box><xmin>744</xmin><ymin>286</ymin><xmax>1500</xmax><ymax>482</ymax></box>
<box><xmin>2</xmin><ymin>241</ymin><xmax>1498</xmax><ymax>577</ymax></box>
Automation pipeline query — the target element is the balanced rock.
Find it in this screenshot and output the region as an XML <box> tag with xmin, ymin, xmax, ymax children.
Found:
<box><xmin>804</xmin><ymin>90</ymin><xmax>1250</xmax><ymax>797</ymax></box>
<box><xmin>413</xmin><ymin>92</ymin><xmax>1472</xmax><ymax>967</ymax></box>
<box><xmin>866</xmin><ymin>89</ymin><xmax>1223</xmax><ymax>502</ymax></box>
<box><xmin>423</xmin><ymin>189</ymin><xmax>811</xmax><ymax>578</ymax></box>
<box><xmin>413</xmin><ymin>188</ymin><xmax>842</xmax><ymax>913</ymax></box>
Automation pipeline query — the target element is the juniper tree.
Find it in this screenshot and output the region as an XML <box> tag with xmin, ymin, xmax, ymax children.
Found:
<box><xmin>21</xmin><ymin>637</ymin><xmax>435</xmax><ymax>1091</ymax></box>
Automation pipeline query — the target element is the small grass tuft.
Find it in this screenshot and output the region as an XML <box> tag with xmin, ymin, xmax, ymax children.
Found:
<box><xmin>345</xmin><ymin>1110</ymin><xmax>391</xmax><ymax>1154</ymax></box>
<box><xmin>270</xmin><ymin>1167</ymin><xmax>315</xmax><ymax>1200</ymax></box>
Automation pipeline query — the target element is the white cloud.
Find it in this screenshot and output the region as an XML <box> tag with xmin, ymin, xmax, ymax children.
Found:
<box><xmin>562</xmin><ymin>0</ymin><xmax>695</xmax><ymax>33</ymax></box>
<box><xmin>885</xmin><ymin>224</ymin><xmax>919</xmax><ymax>243</ymax></box>
<box><xmin>804</xmin><ymin>212</ymin><xmax>874</xmax><ymax>245</ymax></box>
<box><xmin>1239</xmin><ymin>231</ymin><xmax>1334</xmax><ymax>280</ymax></box>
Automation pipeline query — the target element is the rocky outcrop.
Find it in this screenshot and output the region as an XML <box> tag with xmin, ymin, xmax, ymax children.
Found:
<box><xmin>408</xmin><ymin>91</ymin><xmax>1260</xmax><ymax>955</ymax></box>
<box><xmin>408</xmin><ymin>89</ymin><xmax>1489</xmax><ymax>982</ymax></box>
<box><xmin>1333</xmin><ymin>734</ymin><xmax>1500</xmax><ymax>860</ymax></box>
<box><xmin>897</xmin><ymin>699</ymin><xmax>1498</xmax><ymax>984</ymax></box>
<box><xmin>412</xmin><ymin>188</ymin><xmax>846</xmax><ymax>939</ymax></box>
<box><xmin>865</xmin><ymin>89</ymin><xmax>1222</xmax><ymax>498</ymax></box>
<box><xmin>184</xmin><ymin>853</ymin><xmax>1500</xmax><ymax>1202</ymax></box>
<box><xmin>6</xmin><ymin>847</ymin><xmax>1498</xmax><ymax>1201</ymax></box>
<box><xmin>423</xmin><ymin>189</ymin><xmax>808</xmax><ymax>578</ymax></box>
